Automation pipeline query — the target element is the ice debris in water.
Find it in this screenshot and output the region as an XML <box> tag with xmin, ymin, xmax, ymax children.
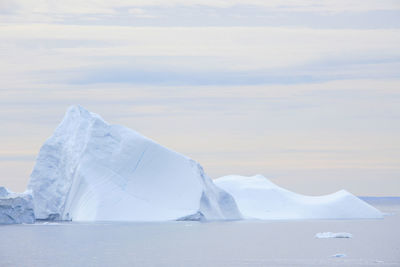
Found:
<box><xmin>316</xmin><ymin>232</ymin><xmax>353</xmax><ymax>239</ymax></box>
<box><xmin>331</xmin><ymin>254</ymin><xmax>347</xmax><ymax>258</ymax></box>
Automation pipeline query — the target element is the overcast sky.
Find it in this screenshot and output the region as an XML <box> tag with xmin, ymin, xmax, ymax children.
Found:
<box><xmin>1</xmin><ymin>0</ymin><xmax>399</xmax><ymax>195</ymax></box>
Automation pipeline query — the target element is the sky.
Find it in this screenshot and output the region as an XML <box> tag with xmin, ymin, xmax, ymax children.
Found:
<box><xmin>0</xmin><ymin>0</ymin><xmax>399</xmax><ymax>196</ymax></box>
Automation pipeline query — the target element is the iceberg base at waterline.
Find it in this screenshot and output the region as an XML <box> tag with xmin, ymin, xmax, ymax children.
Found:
<box><xmin>215</xmin><ymin>175</ymin><xmax>383</xmax><ymax>220</ymax></box>
<box><xmin>0</xmin><ymin>187</ymin><xmax>35</xmax><ymax>224</ymax></box>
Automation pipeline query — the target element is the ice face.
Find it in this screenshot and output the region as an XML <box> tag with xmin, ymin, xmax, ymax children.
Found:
<box><xmin>28</xmin><ymin>105</ymin><xmax>241</xmax><ymax>222</ymax></box>
<box><xmin>0</xmin><ymin>187</ymin><xmax>9</xmax><ymax>198</ymax></box>
<box><xmin>0</xmin><ymin>187</ymin><xmax>35</xmax><ymax>224</ymax></box>
<box><xmin>215</xmin><ymin>175</ymin><xmax>383</xmax><ymax>220</ymax></box>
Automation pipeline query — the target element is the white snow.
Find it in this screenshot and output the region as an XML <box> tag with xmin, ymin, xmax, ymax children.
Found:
<box><xmin>28</xmin><ymin>105</ymin><xmax>241</xmax><ymax>222</ymax></box>
<box><xmin>0</xmin><ymin>187</ymin><xmax>35</xmax><ymax>224</ymax></box>
<box><xmin>214</xmin><ymin>175</ymin><xmax>383</xmax><ymax>220</ymax></box>
<box><xmin>315</xmin><ymin>232</ymin><xmax>352</xmax><ymax>238</ymax></box>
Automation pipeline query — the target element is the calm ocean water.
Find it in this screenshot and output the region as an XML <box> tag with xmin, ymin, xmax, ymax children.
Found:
<box><xmin>1</xmin><ymin>200</ymin><xmax>399</xmax><ymax>266</ymax></box>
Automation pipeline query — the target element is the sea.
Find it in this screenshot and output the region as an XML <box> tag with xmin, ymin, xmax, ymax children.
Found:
<box><xmin>1</xmin><ymin>198</ymin><xmax>399</xmax><ymax>266</ymax></box>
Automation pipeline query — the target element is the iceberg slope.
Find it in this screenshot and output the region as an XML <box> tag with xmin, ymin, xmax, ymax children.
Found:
<box><xmin>28</xmin><ymin>106</ymin><xmax>241</xmax><ymax>221</ymax></box>
<box><xmin>215</xmin><ymin>175</ymin><xmax>383</xmax><ymax>219</ymax></box>
<box><xmin>0</xmin><ymin>187</ymin><xmax>35</xmax><ymax>224</ymax></box>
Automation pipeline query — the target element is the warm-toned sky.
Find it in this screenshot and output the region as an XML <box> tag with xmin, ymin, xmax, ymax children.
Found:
<box><xmin>1</xmin><ymin>0</ymin><xmax>399</xmax><ymax>196</ymax></box>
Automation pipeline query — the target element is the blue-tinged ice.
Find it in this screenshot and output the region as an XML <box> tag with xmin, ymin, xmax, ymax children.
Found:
<box><xmin>0</xmin><ymin>186</ymin><xmax>35</xmax><ymax>224</ymax></box>
<box><xmin>28</xmin><ymin>105</ymin><xmax>242</xmax><ymax>222</ymax></box>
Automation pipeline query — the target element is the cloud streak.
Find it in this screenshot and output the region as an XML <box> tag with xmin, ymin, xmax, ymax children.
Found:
<box><xmin>1</xmin><ymin>25</ymin><xmax>399</xmax><ymax>87</ymax></box>
<box><xmin>0</xmin><ymin>0</ymin><xmax>399</xmax><ymax>195</ymax></box>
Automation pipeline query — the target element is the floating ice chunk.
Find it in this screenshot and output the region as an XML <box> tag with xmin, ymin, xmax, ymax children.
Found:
<box><xmin>37</xmin><ymin>222</ymin><xmax>61</xmax><ymax>226</ymax></box>
<box><xmin>331</xmin><ymin>254</ymin><xmax>346</xmax><ymax>258</ymax></box>
<box><xmin>316</xmin><ymin>232</ymin><xmax>352</xmax><ymax>238</ymax></box>
<box><xmin>0</xmin><ymin>187</ymin><xmax>35</xmax><ymax>224</ymax></box>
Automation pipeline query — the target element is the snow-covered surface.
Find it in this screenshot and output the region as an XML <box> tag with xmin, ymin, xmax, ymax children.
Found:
<box><xmin>28</xmin><ymin>105</ymin><xmax>241</xmax><ymax>222</ymax></box>
<box><xmin>214</xmin><ymin>175</ymin><xmax>383</xmax><ymax>220</ymax></box>
<box><xmin>315</xmin><ymin>232</ymin><xmax>352</xmax><ymax>239</ymax></box>
<box><xmin>0</xmin><ymin>187</ymin><xmax>35</xmax><ymax>224</ymax></box>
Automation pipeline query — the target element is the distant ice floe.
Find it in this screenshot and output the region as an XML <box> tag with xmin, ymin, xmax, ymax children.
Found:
<box><xmin>315</xmin><ymin>232</ymin><xmax>352</xmax><ymax>239</ymax></box>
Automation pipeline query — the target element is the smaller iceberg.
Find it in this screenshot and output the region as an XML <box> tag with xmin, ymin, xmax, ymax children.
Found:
<box><xmin>214</xmin><ymin>175</ymin><xmax>383</xmax><ymax>220</ymax></box>
<box><xmin>315</xmin><ymin>232</ymin><xmax>352</xmax><ymax>238</ymax></box>
<box><xmin>0</xmin><ymin>187</ymin><xmax>35</xmax><ymax>224</ymax></box>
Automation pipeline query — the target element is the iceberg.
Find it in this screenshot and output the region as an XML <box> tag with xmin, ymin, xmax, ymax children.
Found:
<box><xmin>215</xmin><ymin>175</ymin><xmax>383</xmax><ymax>220</ymax></box>
<box><xmin>0</xmin><ymin>187</ymin><xmax>35</xmax><ymax>224</ymax></box>
<box><xmin>28</xmin><ymin>105</ymin><xmax>241</xmax><ymax>222</ymax></box>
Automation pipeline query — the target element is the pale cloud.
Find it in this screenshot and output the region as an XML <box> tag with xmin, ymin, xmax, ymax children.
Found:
<box><xmin>4</xmin><ymin>0</ymin><xmax>400</xmax><ymax>14</ymax></box>
<box><xmin>0</xmin><ymin>25</ymin><xmax>399</xmax><ymax>83</ymax></box>
<box><xmin>0</xmin><ymin>0</ymin><xmax>399</xmax><ymax>195</ymax></box>
<box><xmin>127</xmin><ymin>8</ymin><xmax>156</xmax><ymax>18</ymax></box>
<box><xmin>1</xmin><ymin>79</ymin><xmax>399</xmax><ymax>194</ymax></box>
<box><xmin>1</xmin><ymin>0</ymin><xmax>400</xmax><ymax>26</ymax></box>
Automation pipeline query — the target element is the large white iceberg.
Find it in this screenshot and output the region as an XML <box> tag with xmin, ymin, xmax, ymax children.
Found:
<box><xmin>215</xmin><ymin>175</ymin><xmax>383</xmax><ymax>219</ymax></box>
<box><xmin>28</xmin><ymin>106</ymin><xmax>241</xmax><ymax>222</ymax></box>
<box><xmin>0</xmin><ymin>187</ymin><xmax>35</xmax><ymax>224</ymax></box>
